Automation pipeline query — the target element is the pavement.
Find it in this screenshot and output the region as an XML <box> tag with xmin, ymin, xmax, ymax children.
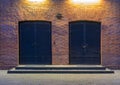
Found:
<box><xmin>0</xmin><ymin>70</ymin><xmax>120</xmax><ymax>85</ymax></box>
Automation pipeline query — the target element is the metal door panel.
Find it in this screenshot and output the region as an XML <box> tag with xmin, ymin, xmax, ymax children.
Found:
<box><xmin>19</xmin><ymin>21</ymin><xmax>52</xmax><ymax>64</ymax></box>
<box><xmin>69</xmin><ymin>21</ymin><xmax>101</xmax><ymax>64</ymax></box>
<box><xmin>19</xmin><ymin>22</ymin><xmax>35</xmax><ymax>64</ymax></box>
<box><xmin>36</xmin><ymin>22</ymin><xmax>52</xmax><ymax>64</ymax></box>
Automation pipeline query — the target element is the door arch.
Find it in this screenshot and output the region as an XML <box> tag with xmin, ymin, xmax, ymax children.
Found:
<box><xmin>19</xmin><ymin>21</ymin><xmax>52</xmax><ymax>64</ymax></box>
<box><xmin>69</xmin><ymin>21</ymin><xmax>101</xmax><ymax>65</ymax></box>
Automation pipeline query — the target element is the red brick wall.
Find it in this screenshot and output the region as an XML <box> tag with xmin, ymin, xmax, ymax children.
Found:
<box><xmin>0</xmin><ymin>0</ymin><xmax>120</xmax><ymax>69</ymax></box>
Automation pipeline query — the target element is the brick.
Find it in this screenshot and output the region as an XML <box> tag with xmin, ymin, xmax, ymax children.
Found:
<box><xmin>0</xmin><ymin>0</ymin><xmax>120</xmax><ymax>69</ymax></box>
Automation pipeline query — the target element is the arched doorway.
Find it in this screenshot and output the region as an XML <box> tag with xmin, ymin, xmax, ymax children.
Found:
<box><xmin>19</xmin><ymin>21</ymin><xmax>52</xmax><ymax>64</ymax></box>
<box><xmin>69</xmin><ymin>21</ymin><xmax>101</xmax><ymax>65</ymax></box>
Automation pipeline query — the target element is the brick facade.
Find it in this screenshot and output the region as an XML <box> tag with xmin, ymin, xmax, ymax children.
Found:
<box><xmin>0</xmin><ymin>0</ymin><xmax>120</xmax><ymax>69</ymax></box>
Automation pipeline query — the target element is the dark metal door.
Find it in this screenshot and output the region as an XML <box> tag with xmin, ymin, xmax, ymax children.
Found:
<box><xmin>69</xmin><ymin>21</ymin><xmax>101</xmax><ymax>64</ymax></box>
<box><xmin>19</xmin><ymin>21</ymin><xmax>52</xmax><ymax>64</ymax></box>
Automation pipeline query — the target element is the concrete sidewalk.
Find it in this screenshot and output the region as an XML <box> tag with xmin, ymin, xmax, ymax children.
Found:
<box><xmin>0</xmin><ymin>70</ymin><xmax>120</xmax><ymax>85</ymax></box>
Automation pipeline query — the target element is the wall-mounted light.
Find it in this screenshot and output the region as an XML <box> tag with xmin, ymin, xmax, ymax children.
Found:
<box><xmin>56</xmin><ymin>13</ymin><xmax>63</xmax><ymax>20</ymax></box>
<box><xmin>28</xmin><ymin>0</ymin><xmax>45</xmax><ymax>2</ymax></box>
<box><xmin>72</xmin><ymin>0</ymin><xmax>100</xmax><ymax>4</ymax></box>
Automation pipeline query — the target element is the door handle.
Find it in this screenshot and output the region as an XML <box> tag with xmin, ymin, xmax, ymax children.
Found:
<box><xmin>82</xmin><ymin>43</ymin><xmax>88</xmax><ymax>48</ymax></box>
<box><xmin>82</xmin><ymin>45</ymin><xmax>87</xmax><ymax>48</ymax></box>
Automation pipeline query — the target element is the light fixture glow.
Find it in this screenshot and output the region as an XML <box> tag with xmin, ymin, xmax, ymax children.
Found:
<box><xmin>72</xmin><ymin>0</ymin><xmax>100</xmax><ymax>4</ymax></box>
<box><xmin>28</xmin><ymin>0</ymin><xmax>45</xmax><ymax>2</ymax></box>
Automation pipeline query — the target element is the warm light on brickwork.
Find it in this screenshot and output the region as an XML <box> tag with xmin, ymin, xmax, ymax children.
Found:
<box><xmin>72</xmin><ymin>0</ymin><xmax>101</xmax><ymax>4</ymax></box>
<box><xmin>0</xmin><ymin>0</ymin><xmax>120</xmax><ymax>69</ymax></box>
<box><xmin>28</xmin><ymin>0</ymin><xmax>45</xmax><ymax>2</ymax></box>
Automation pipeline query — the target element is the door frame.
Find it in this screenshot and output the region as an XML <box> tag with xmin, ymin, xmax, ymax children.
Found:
<box><xmin>69</xmin><ymin>20</ymin><xmax>101</xmax><ymax>65</ymax></box>
<box><xmin>18</xmin><ymin>20</ymin><xmax>52</xmax><ymax>65</ymax></box>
